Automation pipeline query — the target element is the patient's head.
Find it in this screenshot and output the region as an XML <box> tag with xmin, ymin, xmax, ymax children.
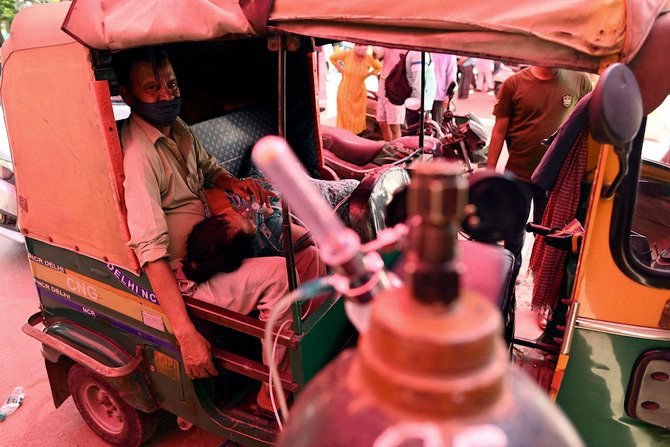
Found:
<box><xmin>181</xmin><ymin>215</ymin><xmax>254</xmax><ymax>283</ymax></box>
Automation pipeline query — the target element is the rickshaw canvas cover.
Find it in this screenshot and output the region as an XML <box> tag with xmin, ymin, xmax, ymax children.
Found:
<box><xmin>269</xmin><ymin>0</ymin><xmax>668</xmax><ymax>72</ymax></box>
<box><xmin>1</xmin><ymin>3</ymin><xmax>140</xmax><ymax>272</ymax></box>
<box><xmin>61</xmin><ymin>0</ymin><xmax>272</xmax><ymax>50</ymax></box>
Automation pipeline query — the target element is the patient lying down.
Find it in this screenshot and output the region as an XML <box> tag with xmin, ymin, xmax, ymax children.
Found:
<box><xmin>181</xmin><ymin>186</ymin><xmax>313</xmax><ymax>283</ymax></box>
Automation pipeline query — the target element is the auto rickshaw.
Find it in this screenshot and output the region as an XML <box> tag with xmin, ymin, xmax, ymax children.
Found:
<box><xmin>2</xmin><ymin>1</ymin><xmax>670</xmax><ymax>446</ymax></box>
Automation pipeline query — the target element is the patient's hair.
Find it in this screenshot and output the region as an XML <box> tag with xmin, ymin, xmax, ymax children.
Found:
<box><xmin>111</xmin><ymin>46</ymin><xmax>171</xmax><ymax>89</ymax></box>
<box><xmin>181</xmin><ymin>216</ymin><xmax>253</xmax><ymax>283</ymax></box>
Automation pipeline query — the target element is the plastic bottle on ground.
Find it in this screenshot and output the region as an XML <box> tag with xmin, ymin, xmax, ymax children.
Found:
<box><xmin>0</xmin><ymin>386</ymin><xmax>25</xmax><ymax>422</ymax></box>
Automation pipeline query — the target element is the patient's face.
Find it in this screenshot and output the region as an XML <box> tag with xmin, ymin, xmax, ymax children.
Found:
<box><xmin>215</xmin><ymin>207</ymin><xmax>255</xmax><ymax>236</ymax></box>
<box><xmin>204</xmin><ymin>188</ymin><xmax>256</xmax><ymax>236</ymax></box>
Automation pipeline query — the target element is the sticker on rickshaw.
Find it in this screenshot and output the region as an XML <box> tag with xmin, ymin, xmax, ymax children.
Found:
<box><xmin>107</xmin><ymin>264</ymin><xmax>159</xmax><ymax>304</ymax></box>
<box><xmin>27</xmin><ymin>253</ymin><xmax>66</xmax><ymax>273</ymax></box>
<box><xmin>141</xmin><ymin>309</ymin><xmax>166</xmax><ymax>332</ymax></box>
<box><xmin>153</xmin><ymin>350</ymin><xmax>180</xmax><ymax>381</ymax></box>
<box><xmin>35</xmin><ymin>279</ymin><xmax>72</xmax><ymax>300</ymax></box>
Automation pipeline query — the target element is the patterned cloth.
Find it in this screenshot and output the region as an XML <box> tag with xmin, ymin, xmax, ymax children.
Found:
<box><xmin>191</xmin><ymin>107</ymin><xmax>360</xmax><ymax>208</ymax></box>
<box><xmin>529</xmin><ymin>125</ymin><xmax>588</xmax><ymax>311</ymax></box>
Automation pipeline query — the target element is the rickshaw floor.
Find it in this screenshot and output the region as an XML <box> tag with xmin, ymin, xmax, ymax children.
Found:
<box><xmin>225</xmin><ymin>389</ymin><xmax>283</xmax><ymax>429</ymax></box>
<box><xmin>206</xmin><ymin>365</ymin><xmax>283</xmax><ymax>429</ymax></box>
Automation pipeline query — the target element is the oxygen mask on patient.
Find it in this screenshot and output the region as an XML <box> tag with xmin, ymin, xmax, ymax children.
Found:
<box><xmin>224</xmin><ymin>192</ymin><xmax>267</xmax><ymax>230</ymax></box>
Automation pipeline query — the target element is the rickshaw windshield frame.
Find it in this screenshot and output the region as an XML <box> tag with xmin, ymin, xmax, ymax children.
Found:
<box><xmin>609</xmin><ymin>119</ymin><xmax>670</xmax><ymax>289</ymax></box>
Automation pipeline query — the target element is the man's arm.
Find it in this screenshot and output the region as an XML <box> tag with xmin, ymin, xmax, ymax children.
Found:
<box><xmin>329</xmin><ymin>50</ymin><xmax>346</xmax><ymax>74</ymax></box>
<box><xmin>144</xmin><ymin>259</ymin><xmax>218</xmax><ymax>379</ymax></box>
<box><xmin>487</xmin><ymin>116</ymin><xmax>510</xmax><ymax>171</ymax></box>
<box><xmin>189</xmin><ymin>126</ymin><xmax>276</xmax><ymax>207</ymax></box>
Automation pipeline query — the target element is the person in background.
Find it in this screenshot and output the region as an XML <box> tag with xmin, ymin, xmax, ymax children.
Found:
<box><xmin>330</xmin><ymin>44</ymin><xmax>382</xmax><ymax>135</ymax></box>
<box><xmin>457</xmin><ymin>57</ymin><xmax>477</xmax><ymax>99</ymax></box>
<box><xmin>487</xmin><ymin>65</ymin><xmax>592</xmax><ymax>284</ymax></box>
<box><xmin>475</xmin><ymin>58</ymin><xmax>495</xmax><ymax>93</ymax></box>
<box><xmin>432</xmin><ymin>52</ymin><xmax>458</xmax><ymax>125</ymax></box>
<box><xmin>404</xmin><ymin>50</ymin><xmax>436</xmax><ymax>127</ymax></box>
<box><xmin>373</xmin><ymin>46</ymin><xmax>407</xmax><ymax>142</ymax></box>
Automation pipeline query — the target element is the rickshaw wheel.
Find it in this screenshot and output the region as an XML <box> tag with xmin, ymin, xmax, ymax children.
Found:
<box><xmin>68</xmin><ymin>364</ymin><xmax>157</xmax><ymax>446</ymax></box>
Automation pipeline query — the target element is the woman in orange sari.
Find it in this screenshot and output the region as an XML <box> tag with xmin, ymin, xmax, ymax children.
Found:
<box><xmin>330</xmin><ymin>44</ymin><xmax>382</xmax><ymax>135</ymax></box>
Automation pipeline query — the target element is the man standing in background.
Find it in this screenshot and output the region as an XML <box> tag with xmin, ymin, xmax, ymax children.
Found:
<box><xmin>405</xmin><ymin>50</ymin><xmax>436</xmax><ymax>127</ymax></box>
<box><xmin>432</xmin><ymin>52</ymin><xmax>458</xmax><ymax>125</ymax></box>
<box><xmin>475</xmin><ymin>58</ymin><xmax>495</xmax><ymax>93</ymax></box>
<box><xmin>487</xmin><ymin>66</ymin><xmax>592</xmax><ymax>281</ymax></box>
<box><xmin>457</xmin><ymin>57</ymin><xmax>476</xmax><ymax>99</ymax></box>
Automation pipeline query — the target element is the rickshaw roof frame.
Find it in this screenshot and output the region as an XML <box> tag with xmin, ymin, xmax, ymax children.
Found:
<box><xmin>7</xmin><ymin>0</ymin><xmax>665</xmax><ymax>74</ymax></box>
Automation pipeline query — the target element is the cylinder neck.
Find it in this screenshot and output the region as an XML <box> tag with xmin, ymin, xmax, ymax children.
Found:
<box><xmin>358</xmin><ymin>162</ymin><xmax>506</xmax><ymax>417</ymax></box>
<box><xmin>405</xmin><ymin>162</ymin><xmax>467</xmax><ymax>304</ymax></box>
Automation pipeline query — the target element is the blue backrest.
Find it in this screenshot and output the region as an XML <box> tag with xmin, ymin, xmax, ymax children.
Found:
<box><xmin>190</xmin><ymin>106</ymin><xmax>277</xmax><ymax>178</ymax></box>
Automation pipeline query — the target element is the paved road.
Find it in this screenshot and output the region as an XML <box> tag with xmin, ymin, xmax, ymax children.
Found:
<box><xmin>0</xmin><ymin>239</ymin><xmax>224</xmax><ymax>446</ymax></box>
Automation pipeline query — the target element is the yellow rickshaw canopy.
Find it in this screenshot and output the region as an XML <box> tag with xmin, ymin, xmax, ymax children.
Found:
<box><xmin>59</xmin><ymin>0</ymin><xmax>668</xmax><ymax>72</ymax></box>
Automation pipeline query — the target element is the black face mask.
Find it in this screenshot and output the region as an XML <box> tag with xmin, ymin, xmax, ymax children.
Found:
<box><xmin>131</xmin><ymin>96</ymin><xmax>181</xmax><ymax>127</ymax></box>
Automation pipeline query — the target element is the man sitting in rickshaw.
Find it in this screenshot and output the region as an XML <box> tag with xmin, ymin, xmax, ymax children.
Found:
<box><xmin>111</xmin><ymin>48</ymin><xmax>325</xmax><ymax>411</ymax></box>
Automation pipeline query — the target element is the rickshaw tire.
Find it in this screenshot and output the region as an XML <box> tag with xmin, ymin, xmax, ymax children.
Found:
<box><xmin>68</xmin><ymin>364</ymin><xmax>158</xmax><ymax>446</ymax></box>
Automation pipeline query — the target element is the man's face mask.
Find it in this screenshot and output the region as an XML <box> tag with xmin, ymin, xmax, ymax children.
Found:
<box><xmin>131</xmin><ymin>96</ymin><xmax>181</xmax><ymax>127</ymax></box>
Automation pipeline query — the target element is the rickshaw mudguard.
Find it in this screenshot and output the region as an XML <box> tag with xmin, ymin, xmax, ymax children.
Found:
<box><xmin>556</xmin><ymin>327</ymin><xmax>670</xmax><ymax>446</ymax></box>
<box><xmin>24</xmin><ymin>312</ymin><xmax>158</xmax><ymax>412</ymax></box>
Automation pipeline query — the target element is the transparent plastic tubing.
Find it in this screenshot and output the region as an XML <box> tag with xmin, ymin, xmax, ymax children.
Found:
<box><xmin>253</xmin><ymin>136</ymin><xmax>375</xmax><ymax>303</ymax></box>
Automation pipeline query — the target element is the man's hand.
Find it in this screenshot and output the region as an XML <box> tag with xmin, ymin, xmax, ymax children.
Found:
<box><xmin>177</xmin><ymin>328</ymin><xmax>219</xmax><ymax>379</ymax></box>
<box><xmin>143</xmin><ymin>260</ymin><xmax>218</xmax><ymax>380</ymax></box>
<box><xmin>215</xmin><ymin>175</ymin><xmax>276</xmax><ymax>207</ymax></box>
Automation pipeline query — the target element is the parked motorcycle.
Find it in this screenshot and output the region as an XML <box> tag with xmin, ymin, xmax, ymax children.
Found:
<box><xmin>362</xmin><ymin>81</ymin><xmax>489</xmax><ymax>172</ymax></box>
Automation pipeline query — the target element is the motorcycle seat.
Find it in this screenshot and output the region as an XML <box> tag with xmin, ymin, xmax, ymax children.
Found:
<box><xmin>393</xmin><ymin>135</ymin><xmax>440</xmax><ymax>154</ymax></box>
<box><xmin>389</xmin><ymin>239</ymin><xmax>514</xmax><ymax>313</ymax></box>
<box><xmin>459</xmin><ymin>239</ymin><xmax>515</xmax><ymax>313</ymax></box>
<box><xmin>321</xmin><ymin>125</ymin><xmax>386</xmax><ymax>166</ymax></box>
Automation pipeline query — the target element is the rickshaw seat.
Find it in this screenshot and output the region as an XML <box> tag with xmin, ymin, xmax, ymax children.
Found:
<box><xmin>190</xmin><ymin>106</ymin><xmax>360</xmax><ymax>208</ymax></box>
<box><xmin>191</xmin><ymin>106</ymin><xmax>277</xmax><ymax>178</ymax></box>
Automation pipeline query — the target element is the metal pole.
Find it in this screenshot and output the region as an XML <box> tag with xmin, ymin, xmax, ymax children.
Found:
<box><xmin>277</xmin><ymin>36</ymin><xmax>299</xmax><ymax>295</ymax></box>
<box><xmin>419</xmin><ymin>51</ymin><xmax>426</xmax><ymax>152</ymax></box>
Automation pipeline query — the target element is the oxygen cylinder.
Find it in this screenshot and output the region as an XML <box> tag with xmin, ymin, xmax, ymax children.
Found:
<box><xmin>277</xmin><ymin>162</ymin><xmax>583</xmax><ymax>447</ymax></box>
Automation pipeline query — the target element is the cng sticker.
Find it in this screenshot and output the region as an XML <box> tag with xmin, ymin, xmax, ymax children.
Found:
<box><xmin>65</xmin><ymin>276</ymin><xmax>100</xmax><ymax>301</ymax></box>
<box><xmin>153</xmin><ymin>350</ymin><xmax>180</xmax><ymax>381</ymax></box>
